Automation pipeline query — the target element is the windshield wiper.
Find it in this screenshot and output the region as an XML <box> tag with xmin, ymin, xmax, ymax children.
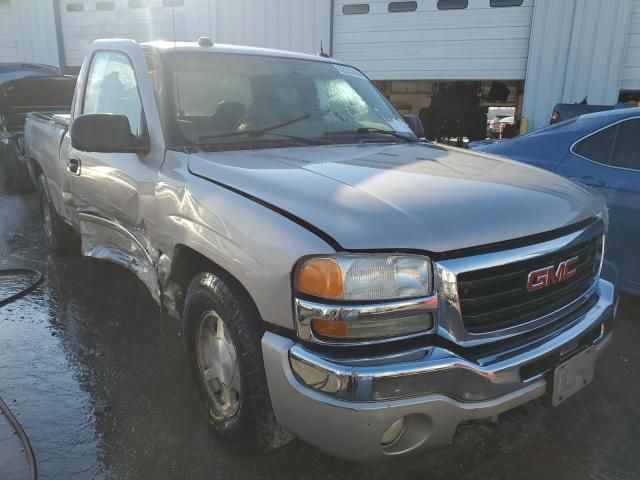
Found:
<box><xmin>256</xmin><ymin>132</ymin><xmax>333</xmax><ymax>145</ymax></box>
<box><xmin>324</xmin><ymin>127</ymin><xmax>416</xmax><ymax>142</ymax></box>
<box><xmin>198</xmin><ymin>113</ymin><xmax>312</xmax><ymax>141</ymax></box>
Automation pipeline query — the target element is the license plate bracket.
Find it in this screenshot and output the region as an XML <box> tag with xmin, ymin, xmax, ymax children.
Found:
<box><xmin>552</xmin><ymin>346</ymin><xmax>596</xmax><ymax>407</ymax></box>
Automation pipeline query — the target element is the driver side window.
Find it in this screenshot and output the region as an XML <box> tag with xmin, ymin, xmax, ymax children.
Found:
<box><xmin>83</xmin><ymin>51</ymin><xmax>144</xmax><ymax>136</ymax></box>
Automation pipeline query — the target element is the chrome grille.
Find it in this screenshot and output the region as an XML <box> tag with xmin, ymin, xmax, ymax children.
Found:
<box><xmin>457</xmin><ymin>235</ymin><xmax>602</xmax><ymax>334</ymax></box>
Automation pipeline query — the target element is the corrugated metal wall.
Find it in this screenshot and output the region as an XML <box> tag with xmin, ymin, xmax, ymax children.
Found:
<box><xmin>0</xmin><ymin>0</ymin><xmax>17</xmax><ymax>62</ymax></box>
<box><xmin>4</xmin><ymin>0</ymin><xmax>640</xmax><ymax>122</ymax></box>
<box><xmin>522</xmin><ymin>0</ymin><xmax>634</xmax><ymax>131</ymax></box>
<box><xmin>59</xmin><ymin>0</ymin><xmax>187</xmax><ymax>67</ymax></box>
<box><xmin>622</xmin><ymin>0</ymin><xmax>640</xmax><ymax>90</ymax></box>
<box><xmin>184</xmin><ymin>0</ymin><xmax>331</xmax><ymax>55</ymax></box>
<box><xmin>11</xmin><ymin>0</ymin><xmax>61</xmax><ymax>67</ymax></box>
<box><xmin>332</xmin><ymin>0</ymin><xmax>534</xmax><ymax>81</ymax></box>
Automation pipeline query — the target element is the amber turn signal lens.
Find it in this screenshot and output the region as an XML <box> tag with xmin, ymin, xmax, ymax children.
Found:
<box><xmin>311</xmin><ymin>319</ymin><xmax>348</xmax><ymax>339</ymax></box>
<box><xmin>297</xmin><ymin>258</ymin><xmax>344</xmax><ymax>299</ymax></box>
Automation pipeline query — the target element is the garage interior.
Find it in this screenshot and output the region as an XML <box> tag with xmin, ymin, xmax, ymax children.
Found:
<box><xmin>374</xmin><ymin>79</ymin><xmax>523</xmax><ymax>143</ymax></box>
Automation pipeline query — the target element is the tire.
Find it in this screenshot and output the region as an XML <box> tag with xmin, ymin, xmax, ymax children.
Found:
<box><xmin>35</xmin><ymin>173</ymin><xmax>78</xmax><ymax>253</ymax></box>
<box><xmin>0</xmin><ymin>141</ymin><xmax>32</xmax><ymax>193</ymax></box>
<box><xmin>183</xmin><ymin>272</ymin><xmax>293</xmax><ymax>452</ymax></box>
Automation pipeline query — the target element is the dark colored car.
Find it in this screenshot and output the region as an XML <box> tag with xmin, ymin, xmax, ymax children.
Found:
<box><xmin>471</xmin><ymin>108</ymin><xmax>640</xmax><ymax>295</ymax></box>
<box><xmin>0</xmin><ymin>63</ymin><xmax>75</xmax><ymax>191</ymax></box>
<box><xmin>0</xmin><ymin>62</ymin><xmax>59</xmax><ymax>83</ymax></box>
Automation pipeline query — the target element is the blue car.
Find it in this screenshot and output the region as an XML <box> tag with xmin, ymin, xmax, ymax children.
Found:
<box><xmin>472</xmin><ymin>108</ymin><xmax>640</xmax><ymax>295</ymax></box>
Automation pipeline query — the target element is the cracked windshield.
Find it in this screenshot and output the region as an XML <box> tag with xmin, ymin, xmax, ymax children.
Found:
<box><xmin>170</xmin><ymin>53</ymin><xmax>416</xmax><ymax>146</ymax></box>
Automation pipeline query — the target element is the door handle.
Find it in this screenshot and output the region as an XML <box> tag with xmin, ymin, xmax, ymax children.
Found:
<box><xmin>67</xmin><ymin>158</ymin><xmax>81</xmax><ymax>176</ymax></box>
<box><xmin>572</xmin><ymin>176</ymin><xmax>607</xmax><ymax>188</ymax></box>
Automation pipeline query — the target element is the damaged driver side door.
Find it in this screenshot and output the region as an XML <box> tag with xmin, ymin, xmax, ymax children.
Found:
<box><xmin>68</xmin><ymin>50</ymin><xmax>160</xmax><ymax>300</ymax></box>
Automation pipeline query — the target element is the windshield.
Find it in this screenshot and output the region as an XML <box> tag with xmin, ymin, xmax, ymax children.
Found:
<box><xmin>167</xmin><ymin>52</ymin><xmax>416</xmax><ymax>147</ymax></box>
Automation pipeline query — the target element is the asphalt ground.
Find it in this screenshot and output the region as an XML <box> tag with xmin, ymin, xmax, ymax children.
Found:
<box><xmin>1</xmin><ymin>191</ymin><xmax>639</xmax><ymax>480</ymax></box>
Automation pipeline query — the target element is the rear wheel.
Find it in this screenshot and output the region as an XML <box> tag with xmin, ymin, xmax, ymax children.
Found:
<box><xmin>35</xmin><ymin>173</ymin><xmax>78</xmax><ymax>253</ymax></box>
<box><xmin>183</xmin><ymin>272</ymin><xmax>293</xmax><ymax>452</ymax></box>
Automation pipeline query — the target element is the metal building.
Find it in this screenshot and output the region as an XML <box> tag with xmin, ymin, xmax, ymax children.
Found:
<box><xmin>2</xmin><ymin>0</ymin><xmax>640</xmax><ymax>132</ymax></box>
<box><xmin>622</xmin><ymin>0</ymin><xmax>640</xmax><ymax>91</ymax></box>
<box><xmin>0</xmin><ymin>1</ymin><xmax>17</xmax><ymax>62</ymax></box>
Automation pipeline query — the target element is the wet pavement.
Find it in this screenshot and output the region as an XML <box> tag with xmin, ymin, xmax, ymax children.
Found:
<box><xmin>1</xmin><ymin>190</ymin><xmax>639</xmax><ymax>480</ymax></box>
<box><xmin>1</xmin><ymin>395</ymin><xmax>35</xmax><ymax>480</ymax></box>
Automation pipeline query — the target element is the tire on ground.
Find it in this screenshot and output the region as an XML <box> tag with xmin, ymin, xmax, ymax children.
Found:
<box><xmin>183</xmin><ymin>271</ymin><xmax>294</xmax><ymax>453</ymax></box>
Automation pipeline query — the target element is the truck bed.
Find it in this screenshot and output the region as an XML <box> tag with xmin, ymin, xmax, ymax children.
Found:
<box><xmin>25</xmin><ymin>112</ymin><xmax>70</xmax><ymax>167</ymax></box>
<box><xmin>23</xmin><ymin>112</ymin><xmax>71</xmax><ymax>202</ymax></box>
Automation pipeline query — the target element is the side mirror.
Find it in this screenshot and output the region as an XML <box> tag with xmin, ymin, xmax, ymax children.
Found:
<box><xmin>70</xmin><ymin>114</ymin><xmax>148</xmax><ymax>153</ymax></box>
<box><xmin>402</xmin><ymin>114</ymin><xmax>425</xmax><ymax>138</ymax></box>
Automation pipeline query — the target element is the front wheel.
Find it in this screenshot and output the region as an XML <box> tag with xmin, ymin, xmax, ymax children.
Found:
<box><xmin>183</xmin><ymin>272</ymin><xmax>293</xmax><ymax>452</ymax></box>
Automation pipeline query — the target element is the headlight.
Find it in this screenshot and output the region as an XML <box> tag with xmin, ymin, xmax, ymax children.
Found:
<box><xmin>293</xmin><ymin>254</ymin><xmax>435</xmax><ymax>343</ymax></box>
<box><xmin>294</xmin><ymin>254</ymin><xmax>432</xmax><ymax>301</ymax></box>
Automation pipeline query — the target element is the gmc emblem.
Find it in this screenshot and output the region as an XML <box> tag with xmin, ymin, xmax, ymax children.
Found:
<box><xmin>527</xmin><ymin>256</ymin><xmax>579</xmax><ymax>292</ymax></box>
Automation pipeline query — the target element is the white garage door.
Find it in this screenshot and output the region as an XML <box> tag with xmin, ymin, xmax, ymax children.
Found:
<box><xmin>333</xmin><ymin>0</ymin><xmax>534</xmax><ymax>80</ymax></box>
<box><xmin>0</xmin><ymin>0</ymin><xmax>17</xmax><ymax>62</ymax></box>
<box><xmin>622</xmin><ymin>0</ymin><xmax>640</xmax><ymax>90</ymax></box>
<box><xmin>181</xmin><ymin>0</ymin><xmax>332</xmax><ymax>56</ymax></box>
<box><xmin>59</xmin><ymin>0</ymin><xmax>187</xmax><ymax>67</ymax></box>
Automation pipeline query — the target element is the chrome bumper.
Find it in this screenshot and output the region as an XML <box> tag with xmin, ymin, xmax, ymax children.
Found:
<box><xmin>261</xmin><ymin>279</ymin><xmax>615</xmax><ymax>460</ymax></box>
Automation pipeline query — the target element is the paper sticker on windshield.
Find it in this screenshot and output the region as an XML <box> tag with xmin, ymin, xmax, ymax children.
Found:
<box><xmin>334</xmin><ymin>64</ymin><xmax>367</xmax><ymax>79</ymax></box>
<box><xmin>389</xmin><ymin>118</ymin><xmax>413</xmax><ymax>133</ymax></box>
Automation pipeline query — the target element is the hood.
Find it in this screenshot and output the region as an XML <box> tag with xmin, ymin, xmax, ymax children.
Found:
<box><xmin>188</xmin><ymin>143</ymin><xmax>604</xmax><ymax>253</ymax></box>
<box><xmin>0</xmin><ymin>75</ymin><xmax>75</xmax><ymax>122</ymax></box>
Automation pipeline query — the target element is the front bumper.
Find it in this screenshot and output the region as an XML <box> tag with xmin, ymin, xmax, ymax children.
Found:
<box><xmin>262</xmin><ymin>279</ymin><xmax>615</xmax><ymax>461</ymax></box>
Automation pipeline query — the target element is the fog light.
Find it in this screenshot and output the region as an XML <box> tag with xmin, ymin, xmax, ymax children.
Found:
<box><xmin>381</xmin><ymin>417</ymin><xmax>406</xmax><ymax>447</ymax></box>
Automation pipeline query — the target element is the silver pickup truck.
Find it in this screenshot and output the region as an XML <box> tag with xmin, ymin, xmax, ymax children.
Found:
<box><xmin>24</xmin><ymin>39</ymin><xmax>616</xmax><ymax>461</ymax></box>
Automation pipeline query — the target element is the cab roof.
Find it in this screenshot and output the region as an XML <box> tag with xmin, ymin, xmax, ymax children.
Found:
<box><xmin>141</xmin><ymin>40</ymin><xmax>337</xmax><ymax>64</ymax></box>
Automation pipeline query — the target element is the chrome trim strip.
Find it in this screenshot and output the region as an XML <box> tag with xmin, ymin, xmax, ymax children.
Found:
<box><xmin>569</xmin><ymin>115</ymin><xmax>640</xmax><ymax>173</ymax></box>
<box><xmin>295</xmin><ymin>294</ymin><xmax>438</xmax><ymax>346</ymax></box>
<box><xmin>440</xmin><ymin>220</ymin><xmax>602</xmax><ymax>274</ymax></box>
<box><xmin>435</xmin><ymin>220</ymin><xmax>604</xmax><ymax>347</ymax></box>
<box><xmin>289</xmin><ymin>279</ymin><xmax>614</xmax><ymax>402</ymax></box>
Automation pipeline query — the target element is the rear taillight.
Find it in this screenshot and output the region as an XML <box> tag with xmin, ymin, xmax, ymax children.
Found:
<box><xmin>550</xmin><ymin>111</ymin><xmax>561</xmax><ymax>124</ymax></box>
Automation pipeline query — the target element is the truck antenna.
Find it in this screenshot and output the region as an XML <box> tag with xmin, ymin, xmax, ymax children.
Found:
<box><xmin>318</xmin><ymin>41</ymin><xmax>330</xmax><ymax>58</ymax></box>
